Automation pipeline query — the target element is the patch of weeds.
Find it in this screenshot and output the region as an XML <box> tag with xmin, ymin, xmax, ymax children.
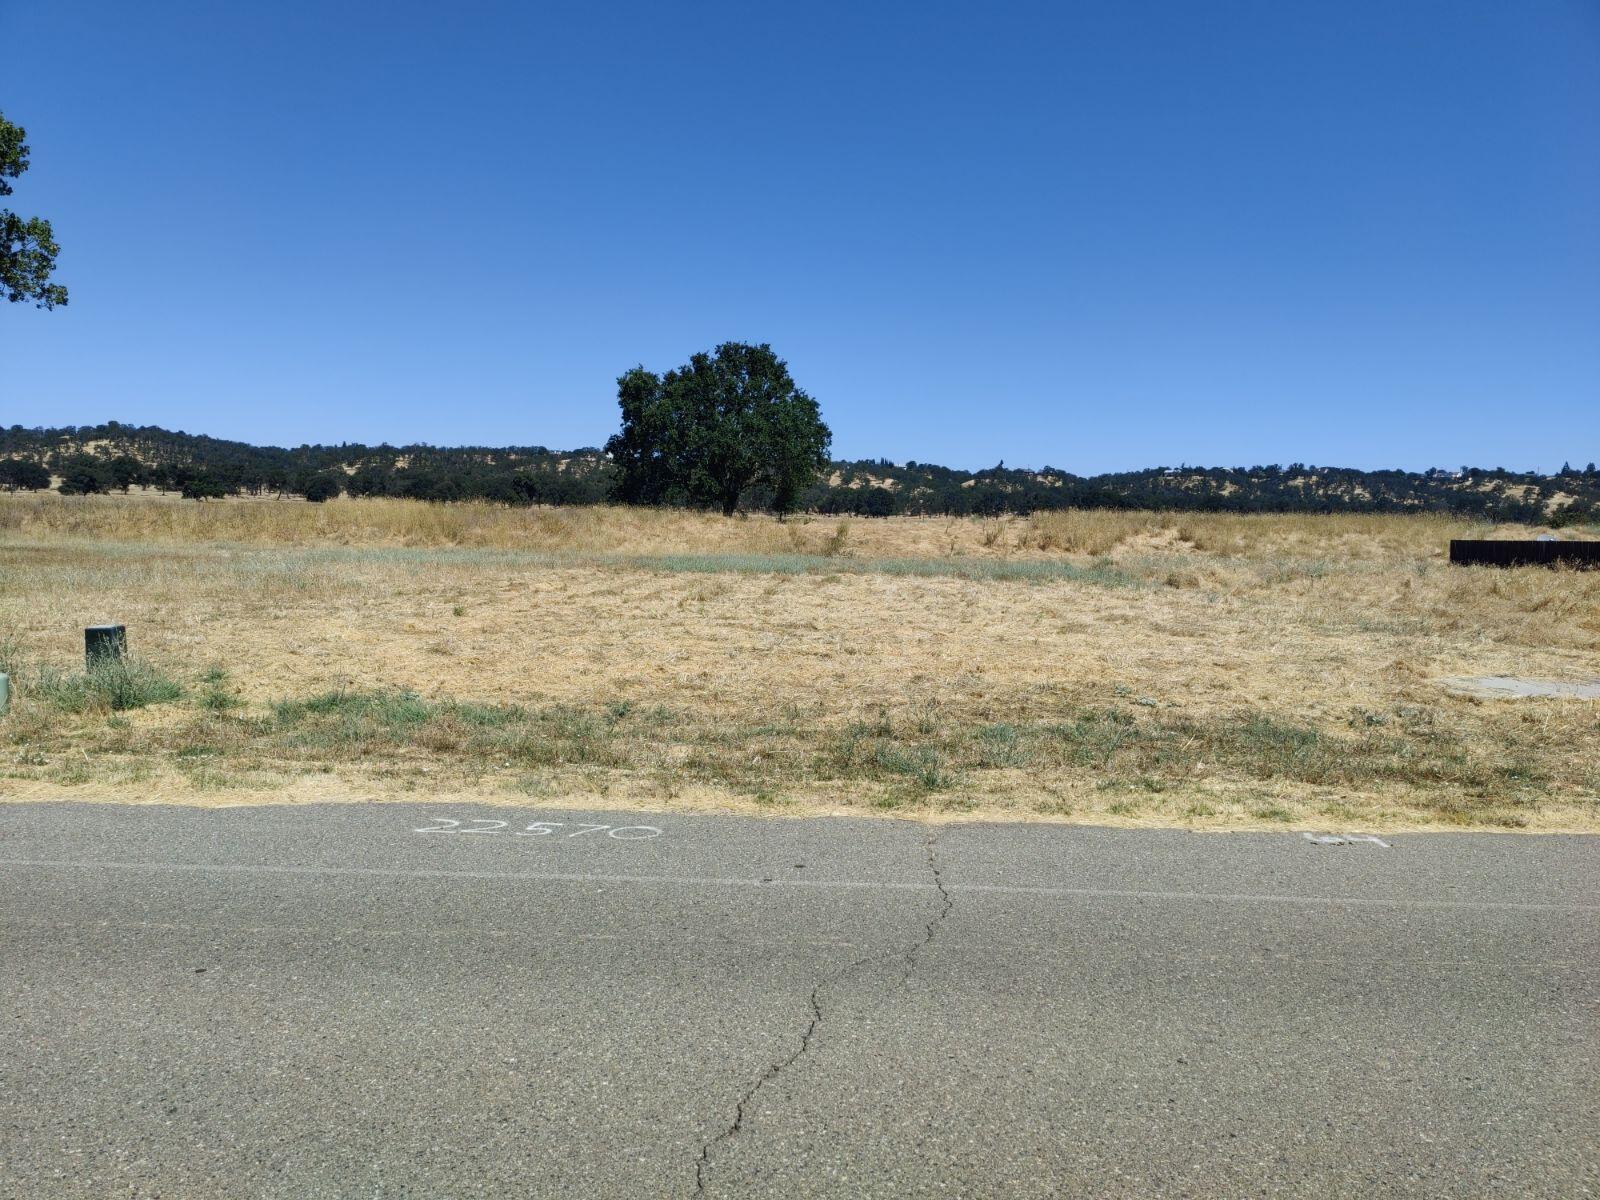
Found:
<box><xmin>1257</xmin><ymin>559</ymin><xmax>1331</xmax><ymax>584</ymax></box>
<box><xmin>632</xmin><ymin>552</ymin><xmax>1142</xmax><ymax>586</ymax></box>
<box><xmin>274</xmin><ymin>689</ymin><xmax>433</xmax><ymax>726</ymax></box>
<box><xmin>31</xmin><ymin>658</ymin><xmax>184</xmax><ymax>714</ymax></box>
<box><xmin>511</xmin><ymin>773</ymin><xmax>552</xmax><ymax>797</ymax></box>
<box><xmin>185</xmin><ymin>766</ymin><xmax>273</xmax><ymax>791</ymax></box>
<box><xmin>198</xmin><ymin>667</ymin><xmax>243</xmax><ymax>714</ymax></box>
<box><xmin>909</xmin><ymin>698</ymin><xmax>942</xmax><ymax>736</ymax></box>
<box><xmin>751</xmin><ymin>788</ymin><xmax>791</xmax><ymax>807</ymax></box>
<box><xmin>822</xmin><ymin>522</ymin><xmax>851</xmax><ymax>557</ymax></box>
<box><xmin>1045</xmin><ymin>708</ymin><xmax>1138</xmax><ymax>768</ymax></box>
<box><xmin>827</xmin><ymin>724</ymin><xmax>868</xmax><ymax>772</ymax></box>
<box><xmin>1106</xmin><ymin>799</ymin><xmax>1140</xmax><ymax>816</ymax></box>
<box><xmin>1097</xmin><ymin>775</ymin><xmax>1166</xmax><ymax>793</ymax></box>
<box><xmin>51</xmin><ymin>761</ymin><xmax>95</xmax><ymax>786</ymax></box>
<box><xmin>1428</xmin><ymin>795</ymin><xmax>1534</xmax><ymax>828</ymax></box>
<box><xmin>450</xmin><ymin>702</ymin><xmax>528</xmax><ymax>728</ymax></box>
<box><xmin>1250</xmin><ymin>803</ymin><xmax>1294</xmax><ymax>822</ymax></box>
<box><xmin>862</xmin><ymin>706</ymin><xmax>895</xmax><ymax>738</ymax></box>
<box><xmin>1184</xmin><ymin>801</ymin><xmax>1218</xmax><ymax>818</ymax></box>
<box><xmin>496</xmin><ymin>706</ymin><xmax>629</xmax><ymax>769</ymax></box>
<box><xmin>870</xmin><ymin>744</ymin><xmax>955</xmax><ymax>792</ymax></box>
<box><xmin>1496</xmin><ymin>759</ymin><xmax>1548</xmax><ymax>787</ymax></box>
<box><xmin>0</xmin><ymin>636</ymin><xmax>22</xmax><ymax>677</ymax></box>
<box><xmin>1159</xmin><ymin>709</ymin><xmax>1553</xmax><ymax>799</ymax></box>
<box><xmin>974</xmin><ymin>723</ymin><xmax>1025</xmax><ymax>768</ymax></box>
<box><xmin>116</xmin><ymin>762</ymin><xmax>155</xmax><ymax>785</ymax></box>
<box><xmin>269</xmin><ymin>689</ymin><xmax>453</xmax><ymax>757</ymax></box>
<box><xmin>744</xmin><ymin>720</ymin><xmax>799</xmax><ymax>739</ymax></box>
<box><xmin>1232</xmin><ymin>716</ymin><xmax>1326</xmax><ymax>774</ymax></box>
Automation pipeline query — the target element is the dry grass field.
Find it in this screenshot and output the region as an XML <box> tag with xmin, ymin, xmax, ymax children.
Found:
<box><xmin>2</xmin><ymin>494</ymin><xmax>1597</xmax><ymax>829</ymax></box>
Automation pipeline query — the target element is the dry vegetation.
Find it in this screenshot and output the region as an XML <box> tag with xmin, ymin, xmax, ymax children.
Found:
<box><xmin>2</xmin><ymin>494</ymin><xmax>1597</xmax><ymax>830</ymax></box>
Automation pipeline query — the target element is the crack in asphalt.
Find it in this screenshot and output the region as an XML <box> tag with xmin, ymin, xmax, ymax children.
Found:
<box><xmin>690</xmin><ymin>966</ymin><xmax>845</xmax><ymax>1197</ymax></box>
<box><xmin>901</xmin><ymin>827</ymin><xmax>954</xmax><ymax>985</ymax></box>
<box><xmin>692</xmin><ymin>827</ymin><xmax>955</xmax><ymax>1197</ymax></box>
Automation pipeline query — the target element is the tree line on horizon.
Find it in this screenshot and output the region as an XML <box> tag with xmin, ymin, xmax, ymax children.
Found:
<box><xmin>3</xmin><ymin>419</ymin><xmax>1597</xmax><ymax>525</ymax></box>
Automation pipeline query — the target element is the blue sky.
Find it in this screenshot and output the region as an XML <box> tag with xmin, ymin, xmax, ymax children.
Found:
<box><xmin>3</xmin><ymin>0</ymin><xmax>1596</xmax><ymax>473</ymax></box>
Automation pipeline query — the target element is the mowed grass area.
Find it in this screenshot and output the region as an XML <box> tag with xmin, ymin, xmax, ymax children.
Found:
<box><xmin>2</xmin><ymin>495</ymin><xmax>1597</xmax><ymax>829</ymax></box>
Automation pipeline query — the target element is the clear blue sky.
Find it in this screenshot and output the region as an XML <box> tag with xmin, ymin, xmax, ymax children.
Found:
<box><xmin>4</xmin><ymin>0</ymin><xmax>1596</xmax><ymax>473</ymax></box>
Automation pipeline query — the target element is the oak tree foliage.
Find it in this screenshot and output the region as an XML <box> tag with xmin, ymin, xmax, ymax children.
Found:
<box><xmin>605</xmin><ymin>342</ymin><xmax>831</xmax><ymax>516</ymax></box>
<box><xmin>1</xmin><ymin>111</ymin><xmax>67</xmax><ymax>309</ymax></box>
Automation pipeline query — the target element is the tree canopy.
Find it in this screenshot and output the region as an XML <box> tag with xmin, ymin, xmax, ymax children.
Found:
<box><xmin>1</xmin><ymin>111</ymin><xmax>67</xmax><ymax>309</ymax></box>
<box><xmin>606</xmin><ymin>343</ymin><xmax>832</xmax><ymax>516</ymax></box>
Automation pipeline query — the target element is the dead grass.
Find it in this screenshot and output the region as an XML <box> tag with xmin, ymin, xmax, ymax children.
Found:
<box><xmin>7</xmin><ymin>491</ymin><xmax>1576</xmax><ymax>559</ymax></box>
<box><xmin>0</xmin><ymin>492</ymin><xmax>1044</xmax><ymax>558</ymax></box>
<box><xmin>1</xmin><ymin>497</ymin><xmax>1596</xmax><ymax>829</ymax></box>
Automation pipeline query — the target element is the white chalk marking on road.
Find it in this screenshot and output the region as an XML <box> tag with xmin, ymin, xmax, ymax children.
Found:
<box><xmin>1</xmin><ymin>858</ymin><xmax>1593</xmax><ymax>912</ymax></box>
<box><xmin>1303</xmin><ymin>833</ymin><xmax>1391</xmax><ymax>848</ymax></box>
<box><xmin>416</xmin><ymin>818</ymin><xmax>663</xmax><ymax>840</ymax></box>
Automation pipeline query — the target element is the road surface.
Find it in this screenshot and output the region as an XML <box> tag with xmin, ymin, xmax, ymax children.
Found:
<box><xmin>1</xmin><ymin>802</ymin><xmax>1595</xmax><ymax>1198</ymax></box>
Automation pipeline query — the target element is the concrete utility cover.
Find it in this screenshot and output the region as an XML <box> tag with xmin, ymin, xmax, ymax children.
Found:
<box><xmin>1439</xmin><ymin>675</ymin><xmax>1600</xmax><ymax>699</ymax></box>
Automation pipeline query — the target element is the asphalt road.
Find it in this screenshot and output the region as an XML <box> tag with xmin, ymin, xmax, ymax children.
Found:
<box><xmin>1</xmin><ymin>802</ymin><xmax>1595</xmax><ymax>1199</ymax></box>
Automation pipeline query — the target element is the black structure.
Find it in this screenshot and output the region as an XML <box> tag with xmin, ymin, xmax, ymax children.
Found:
<box><xmin>1449</xmin><ymin>540</ymin><xmax>1600</xmax><ymax>569</ymax></box>
<box><xmin>84</xmin><ymin>624</ymin><xmax>127</xmax><ymax>667</ymax></box>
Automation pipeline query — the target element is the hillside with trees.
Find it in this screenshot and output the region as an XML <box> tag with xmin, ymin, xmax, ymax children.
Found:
<box><xmin>3</xmin><ymin>421</ymin><xmax>1596</xmax><ymax>524</ymax></box>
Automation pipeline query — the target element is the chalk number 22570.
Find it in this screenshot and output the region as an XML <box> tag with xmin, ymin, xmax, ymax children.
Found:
<box><xmin>414</xmin><ymin>818</ymin><xmax>662</xmax><ymax>840</ymax></box>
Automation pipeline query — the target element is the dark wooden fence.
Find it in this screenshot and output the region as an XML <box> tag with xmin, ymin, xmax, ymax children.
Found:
<box><xmin>1449</xmin><ymin>540</ymin><xmax>1600</xmax><ymax>569</ymax></box>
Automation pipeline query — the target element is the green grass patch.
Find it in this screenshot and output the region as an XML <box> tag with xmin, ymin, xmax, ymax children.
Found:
<box><xmin>4</xmin><ymin>660</ymin><xmax>1570</xmax><ymax>830</ymax></box>
<box><xmin>29</xmin><ymin>657</ymin><xmax>184</xmax><ymax>714</ymax></box>
<box><xmin>198</xmin><ymin>666</ymin><xmax>243</xmax><ymax>713</ymax></box>
<box><xmin>266</xmin><ymin>690</ymin><xmax>636</xmax><ymax>768</ymax></box>
<box><xmin>272</xmin><ymin>545</ymin><xmax>1146</xmax><ymax>586</ymax></box>
<box><xmin>973</xmin><ymin>722</ymin><xmax>1024</xmax><ymax>768</ymax></box>
<box><xmin>1250</xmin><ymin>803</ymin><xmax>1295</xmax><ymax>822</ymax></box>
<box><xmin>638</xmin><ymin>553</ymin><xmax>1141</xmax><ymax>585</ymax></box>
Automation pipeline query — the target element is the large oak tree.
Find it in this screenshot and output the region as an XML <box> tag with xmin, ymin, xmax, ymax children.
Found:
<box><xmin>606</xmin><ymin>342</ymin><xmax>830</xmax><ymax>516</ymax></box>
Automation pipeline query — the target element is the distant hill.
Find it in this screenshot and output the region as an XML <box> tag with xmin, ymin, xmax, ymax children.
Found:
<box><xmin>3</xmin><ymin>421</ymin><xmax>1596</xmax><ymax>524</ymax></box>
